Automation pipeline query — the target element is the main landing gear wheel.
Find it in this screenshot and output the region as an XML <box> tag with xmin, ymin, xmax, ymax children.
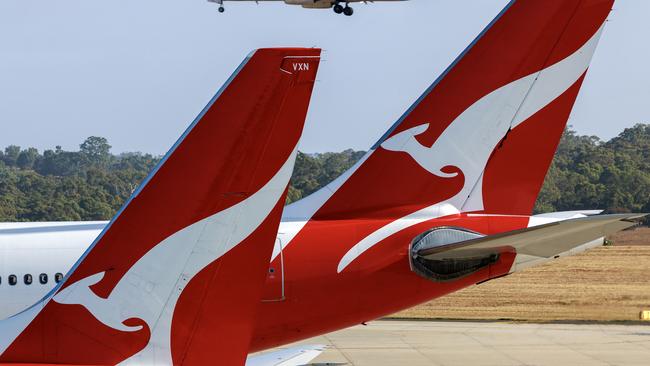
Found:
<box><xmin>343</xmin><ymin>6</ymin><xmax>353</xmax><ymax>16</ymax></box>
<box><xmin>333</xmin><ymin>4</ymin><xmax>344</xmax><ymax>14</ymax></box>
<box><xmin>210</xmin><ymin>0</ymin><xmax>224</xmax><ymax>12</ymax></box>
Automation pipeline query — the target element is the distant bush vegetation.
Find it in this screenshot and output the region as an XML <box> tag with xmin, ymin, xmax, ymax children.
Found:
<box><xmin>536</xmin><ymin>125</ymin><xmax>650</xmax><ymax>218</ymax></box>
<box><xmin>0</xmin><ymin>137</ymin><xmax>157</xmax><ymax>221</ymax></box>
<box><xmin>0</xmin><ymin>125</ymin><xmax>648</xmax><ymax>223</ymax></box>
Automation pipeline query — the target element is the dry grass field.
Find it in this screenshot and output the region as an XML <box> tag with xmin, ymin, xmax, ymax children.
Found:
<box><xmin>395</xmin><ymin>227</ymin><xmax>650</xmax><ymax>322</ymax></box>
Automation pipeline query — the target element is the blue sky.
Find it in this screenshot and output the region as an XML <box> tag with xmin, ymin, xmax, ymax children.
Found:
<box><xmin>1</xmin><ymin>0</ymin><xmax>649</xmax><ymax>155</ymax></box>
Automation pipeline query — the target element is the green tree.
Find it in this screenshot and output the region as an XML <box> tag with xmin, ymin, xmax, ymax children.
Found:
<box><xmin>535</xmin><ymin>124</ymin><xmax>650</xmax><ymax>226</ymax></box>
<box><xmin>3</xmin><ymin>145</ymin><xmax>21</xmax><ymax>167</ymax></box>
<box><xmin>80</xmin><ymin>136</ymin><xmax>112</xmax><ymax>168</ymax></box>
<box><xmin>16</xmin><ymin>147</ymin><xmax>39</xmax><ymax>170</ymax></box>
<box><xmin>36</xmin><ymin>148</ymin><xmax>83</xmax><ymax>176</ymax></box>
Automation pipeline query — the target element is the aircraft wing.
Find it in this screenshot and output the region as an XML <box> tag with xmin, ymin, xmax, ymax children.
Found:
<box><xmin>418</xmin><ymin>214</ymin><xmax>647</xmax><ymax>260</ymax></box>
<box><xmin>246</xmin><ymin>345</ymin><xmax>326</xmax><ymax>366</ymax></box>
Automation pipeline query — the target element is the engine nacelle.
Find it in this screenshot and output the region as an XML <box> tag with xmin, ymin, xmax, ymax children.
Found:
<box><xmin>410</xmin><ymin>227</ymin><xmax>500</xmax><ymax>282</ymax></box>
<box><xmin>283</xmin><ymin>0</ymin><xmax>333</xmax><ymax>9</ymax></box>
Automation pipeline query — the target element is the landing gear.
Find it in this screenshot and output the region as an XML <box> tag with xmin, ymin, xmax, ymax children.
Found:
<box><xmin>208</xmin><ymin>0</ymin><xmax>225</xmax><ymax>13</ymax></box>
<box><xmin>333</xmin><ymin>1</ymin><xmax>353</xmax><ymax>16</ymax></box>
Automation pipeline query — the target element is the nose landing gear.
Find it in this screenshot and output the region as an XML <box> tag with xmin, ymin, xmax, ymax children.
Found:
<box><xmin>333</xmin><ymin>2</ymin><xmax>354</xmax><ymax>16</ymax></box>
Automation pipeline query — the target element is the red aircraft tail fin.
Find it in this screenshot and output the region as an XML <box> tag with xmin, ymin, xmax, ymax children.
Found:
<box><xmin>0</xmin><ymin>48</ymin><xmax>321</xmax><ymax>366</ymax></box>
<box><xmin>285</xmin><ymin>0</ymin><xmax>613</xmax><ymax>222</ymax></box>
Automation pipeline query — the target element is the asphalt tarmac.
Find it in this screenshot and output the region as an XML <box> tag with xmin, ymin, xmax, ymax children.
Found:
<box><xmin>266</xmin><ymin>320</ymin><xmax>650</xmax><ymax>366</ymax></box>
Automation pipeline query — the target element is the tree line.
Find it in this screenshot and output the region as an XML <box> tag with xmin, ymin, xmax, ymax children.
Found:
<box><xmin>0</xmin><ymin>125</ymin><xmax>648</xmax><ymax>223</ymax></box>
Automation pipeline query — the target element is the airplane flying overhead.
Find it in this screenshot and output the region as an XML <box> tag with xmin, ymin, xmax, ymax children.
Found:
<box><xmin>207</xmin><ymin>0</ymin><xmax>408</xmax><ymax>16</ymax></box>
<box><xmin>0</xmin><ymin>47</ymin><xmax>321</xmax><ymax>365</ymax></box>
<box><xmin>0</xmin><ymin>0</ymin><xmax>645</xmax><ymax>363</ymax></box>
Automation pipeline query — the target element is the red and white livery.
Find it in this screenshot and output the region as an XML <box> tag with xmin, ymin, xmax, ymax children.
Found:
<box><xmin>0</xmin><ymin>1</ymin><xmax>645</xmax><ymax>364</ymax></box>
<box><xmin>0</xmin><ymin>48</ymin><xmax>321</xmax><ymax>365</ymax></box>
<box><xmin>250</xmin><ymin>0</ymin><xmax>643</xmax><ymax>351</ymax></box>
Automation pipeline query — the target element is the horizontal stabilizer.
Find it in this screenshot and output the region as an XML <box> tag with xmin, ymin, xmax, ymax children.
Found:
<box><xmin>246</xmin><ymin>345</ymin><xmax>326</xmax><ymax>366</ymax></box>
<box><xmin>532</xmin><ymin>210</ymin><xmax>604</xmax><ymax>219</ymax></box>
<box><xmin>418</xmin><ymin>214</ymin><xmax>647</xmax><ymax>260</ymax></box>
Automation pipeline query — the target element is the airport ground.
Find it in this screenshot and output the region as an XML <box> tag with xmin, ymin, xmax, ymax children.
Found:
<box><xmin>286</xmin><ymin>320</ymin><xmax>650</xmax><ymax>366</ymax></box>
<box><xmin>261</xmin><ymin>228</ymin><xmax>650</xmax><ymax>365</ymax></box>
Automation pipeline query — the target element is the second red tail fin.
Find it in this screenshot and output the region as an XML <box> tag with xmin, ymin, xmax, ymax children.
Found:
<box><xmin>0</xmin><ymin>48</ymin><xmax>321</xmax><ymax>366</ymax></box>
<box><xmin>281</xmin><ymin>1</ymin><xmax>613</xmax><ymax>274</ymax></box>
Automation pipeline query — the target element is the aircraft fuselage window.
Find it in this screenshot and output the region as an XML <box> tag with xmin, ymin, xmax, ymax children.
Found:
<box><xmin>8</xmin><ymin>275</ymin><xmax>17</xmax><ymax>286</ymax></box>
<box><xmin>24</xmin><ymin>274</ymin><xmax>32</xmax><ymax>285</ymax></box>
<box><xmin>55</xmin><ymin>273</ymin><xmax>63</xmax><ymax>283</ymax></box>
<box><xmin>39</xmin><ymin>273</ymin><xmax>48</xmax><ymax>284</ymax></box>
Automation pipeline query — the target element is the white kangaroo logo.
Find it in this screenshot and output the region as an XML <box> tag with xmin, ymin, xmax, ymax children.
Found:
<box><xmin>381</xmin><ymin>123</ymin><xmax>460</xmax><ymax>179</ymax></box>
<box><xmin>54</xmin><ymin>272</ymin><xmax>143</xmax><ymax>332</ymax></box>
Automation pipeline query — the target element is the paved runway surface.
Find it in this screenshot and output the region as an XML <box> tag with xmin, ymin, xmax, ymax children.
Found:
<box><xmin>263</xmin><ymin>320</ymin><xmax>650</xmax><ymax>365</ymax></box>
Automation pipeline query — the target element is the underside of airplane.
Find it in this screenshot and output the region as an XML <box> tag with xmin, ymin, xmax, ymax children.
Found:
<box><xmin>207</xmin><ymin>0</ymin><xmax>408</xmax><ymax>16</ymax></box>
